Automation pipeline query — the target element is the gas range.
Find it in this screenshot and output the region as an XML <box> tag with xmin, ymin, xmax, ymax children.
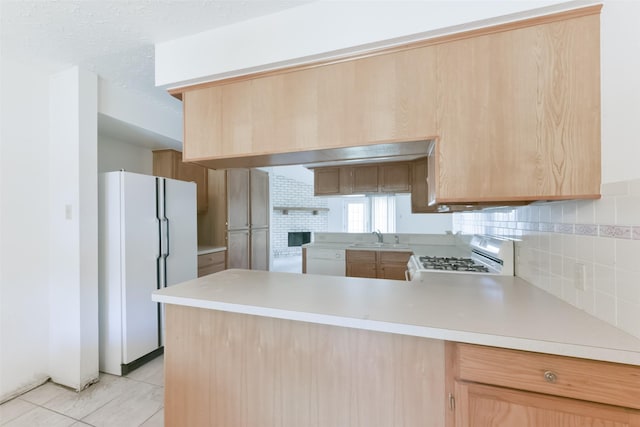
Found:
<box><xmin>418</xmin><ymin>256</ymin><xmax>490</xmax><ymax>273</ymax></box>
<box><xmin>407</xmin><ymin>235</ymin><xmax>514</xmax><ymax>281</ymax></box>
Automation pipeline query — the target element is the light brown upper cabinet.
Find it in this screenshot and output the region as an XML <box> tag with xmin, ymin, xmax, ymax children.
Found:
<box><xmin>313</xmin><ymin>161</ymin><xmax>412</xmax><ymax>196</ymax></box>
<box><xmin>379</xmin><ymin>162</ymin><xmax>412</xmax><ymax>193</ymax></box>
<box><xmin>181</xmin><ymin>46</ymin><xmax>437</xmax><ymax>165</ymax></box>
<box><xmin>432</xmin><ymin>12</ymin><xmax>600</xmax><ymax>203</ymax></box>
<box><xmin>153</xmin><ymin>149</ymin><xmax>208</xmax><ymax>214</ymax></box>
<box><xmin>314</xmin><ymin>167</ymin><xmax>343</xmax><ymax>196</ymax></box>
<box><xmin>177</xmin><ymin>6</ymin><xmax>601</xmax><ymax>205</ymax></box>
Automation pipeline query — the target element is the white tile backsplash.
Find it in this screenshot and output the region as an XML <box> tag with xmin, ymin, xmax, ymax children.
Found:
<box><xmin>453</xmin><ymin>178</ymin><xmax>640</xmax><ymax>340</ymax></box>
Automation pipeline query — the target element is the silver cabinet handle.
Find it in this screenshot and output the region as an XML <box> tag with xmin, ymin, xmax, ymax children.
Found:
<box><xmin>543</xmin><ymin>370</ymin><xmax>557</xmax><ymax>383</ymax></box>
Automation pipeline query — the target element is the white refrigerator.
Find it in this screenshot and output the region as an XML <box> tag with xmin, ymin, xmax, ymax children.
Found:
<box><xmin>98</xmin><ymin>171</ymin><xmax>197</xmax><ymax>375</ymax></box>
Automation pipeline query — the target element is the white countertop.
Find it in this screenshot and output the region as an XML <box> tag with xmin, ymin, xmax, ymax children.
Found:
<box><xmin>152</xmin><ymin>269</ymin><xmax>640</xmax><ymax>366</ymax></box>
<box><xmin>303</xmin><ymin>241</ymin><xmax>468</xmax><ymax>257</ymax></box>
<box><xmin>197</xmin><ymin>246</ymin><xmax>226</xmax><ymax>255</ymax></box>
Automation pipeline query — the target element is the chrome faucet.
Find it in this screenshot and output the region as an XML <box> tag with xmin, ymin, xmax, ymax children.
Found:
<box><xmin>373</xmin><ymin>229</ymin><xmax>383</xmax><ymax>243</ymax></box>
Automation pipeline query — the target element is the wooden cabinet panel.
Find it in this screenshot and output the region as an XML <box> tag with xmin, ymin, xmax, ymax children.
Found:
<box><xmin>226</xmin><ymin>169</ymin><xmax>250</xmax><ymax>230</ymax></box>
<box><xmin>227</xmin><ymin>230</ymin><xmax>250</xmax><ymax>269</ymax></box>
<box><xmin>153</xmin><ymin>149</ymin><xmax>208</xmax><ymax>214</ymax></box>
<box><xmin>346</xmin><ymin>250</ymin><xmax>377</xmax><ymax>278</ymax></box>
<box><xmin>179</xmin><ymin>8</ymin><xmax>601</xmax><ymax>204</ymax></box>
<box><xmin>351</xmin><ymin>165</ymin><xmax>379</xmax><ymax>193</ymax></box>
<box><xmin>181</xmin><ymin>44</ymin><xmax>437</xmax><ymax>162</ymax></box>
<box><xmin>208</xmin><ymin>168</ymin><xmax>270</xmax><ymax>271</ymax></box>
<box><xmin>250</xmin><ymin>228</ymin><xmax>269</xmax><ymax>271</ymax></box>
<box><xmin>456</xmin><ymin>381</ymin><xmax>640</xmax><ymax>427</ymax></box>
<box><xmin>314</xmin><ymin>161</ymin><xmax>412</xmax><ymax>196</ymax></box>
<box><xmin>183</xmin><ymin>86</ymin><xmax>222</xmax><ymax>161</ymax></box>
<box><xmin>314</xmin><ymin>168</ymin><xmax>342</xmax><ymax>195</ymax></box>
<box><xmin>456</xmin><ymin>343</ymin><xmax>640</xmax><ymax>410</ymax></box>
<box><xmin>379</xmin><ymin>162</ymin><xmax>411</xmax><ymax>193</ymax></box>
<box><xmin>164</xmin><ymin>305</ymin><xmax>446</xmax><ymax>427</ymax></box>
<box><xmin>197</xmin><ymin>251</ymin><xmax>226</xmax><ymax>277</ymax></box>
<box><xmin>434</xmin><ymin>14</ymin><xmax>600</xmax><ymax>203</ymax></box>
<box><xmin>221</xmin><ymin>81</ymin><xmax>253</xmax><ymax>156</ymax></box>
<box><xmin>250</xmin><ymin>169</ymin><xmax>269</xmax><ymax>228</ymax></box>
<box><xmin>378</xmin><ymin>251</ymin><xmax>412</xmax><ymax>280</ymax></box>
<box><xmin>447</xmin><ymin>342</ymin><xmax>640</xmax><ymax>427</ymax></box>
<box><xmin>346</xmin><ymin>250</ymin><xmax>411</xmax><ymax>281</ymax></box>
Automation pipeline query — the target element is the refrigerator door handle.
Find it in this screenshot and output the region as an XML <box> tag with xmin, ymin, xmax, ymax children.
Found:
<box><xmin>160</xmin><ymin>218</ymin><xmax>169</xmax><ymax>258</ymax></box>
<box><xmin>164</xmin><ymin>217</ymin><xmax>170</xmax><ymax>258</ymax></box>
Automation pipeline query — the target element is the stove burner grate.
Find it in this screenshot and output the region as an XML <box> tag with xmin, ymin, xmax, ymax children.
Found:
<box><xmin>418</xmin><ymin>256</ymin><xmax>489</xmax><ymax>273</ymax></box>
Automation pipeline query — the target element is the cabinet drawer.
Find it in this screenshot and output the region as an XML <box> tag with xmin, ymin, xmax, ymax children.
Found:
<box><xmin>346</xmin><ymin>250</ymin><xmax>377</xmax><ymax>263</ymax></box>
<box><xmin>378</xmin><ymin>251</ymin><xmax>412</xmax><ymax>264</ymax></box>
<box><xmin>456</xmin><ymin>343</ymin><xmax>640</xmax><ymax>410</ymax></box>
<box><xmin>198</xmin><ymin>251</ymin><xmax>226</xmax><ymax>277</ymax></box>
<box><xmin>198</xmin><ymin>251</ymin><xmax>226</xmax><ymax>269</ymax></box>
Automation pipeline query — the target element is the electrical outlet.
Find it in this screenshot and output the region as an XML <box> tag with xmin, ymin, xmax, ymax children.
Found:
<box><xmin>574</xmin><ymin>263</ymin><xmax>586</xmax><ymax>291</ymax></box>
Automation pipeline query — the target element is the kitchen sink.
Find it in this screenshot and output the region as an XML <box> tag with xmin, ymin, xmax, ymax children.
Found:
<box><xmin>349</xmin><ymin>242</ymin><xmax>411</xmax><ymax>250</ymax></box>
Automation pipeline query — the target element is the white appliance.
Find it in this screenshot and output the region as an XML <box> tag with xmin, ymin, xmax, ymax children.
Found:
<box><xmin>98</xmin><ymin>171</ymin><xmax>197</xmax><ymax>375</ymax></box>
<box><xmin>407</xmin><ymin>235</ymin><xmax>514</xmax><ymax>282</ymax></box>
<box><xmin>306</xmin><ymin>247</ymin><xmax>346</xmax><ymax>276</ymax></box>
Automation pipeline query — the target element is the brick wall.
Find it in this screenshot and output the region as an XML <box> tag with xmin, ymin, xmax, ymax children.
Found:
<box><xmin>272</xmin><ymin>174</ymin><xmax>329</xmax><ymax>257</ymax></box>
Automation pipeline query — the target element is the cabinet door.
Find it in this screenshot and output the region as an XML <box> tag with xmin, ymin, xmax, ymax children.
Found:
<box><xmin>377</xmin><ymin>251</ymin><xmax>412</xmax><ymax>280</ymax></box>
<box><xmin>197</xmin><ymin>251</ymin><xmax>226</xmax><ymax>277</ymax></box>
<box><xmin>314</xmin><ymin>168</ymin><xmax>342</xmax><ymax>195</ymax></box>
<box><xmin>250</xmin><ymin>228</ymin><xmax>269</xmax><ymax>271</ymax></box>
<box><xmin>226</xmin><ymin>169</ymin><xmax>250</xmax><ymax>230</ymax></box>
<box><xmin>455</xmin><ymin>381</ymin><xmax>640</xmax><ymax>427</ymax></box>
<box><xmin>379</xmin><ymin>162</ymin><xmax>411</xmax><ymax>193</ymax></box>
<box><xmin>351</xmin><ymin>165</ymin><xmax>379</xmax><ymax>193</ymax></box>
<box><xmin>178</xmin><ymin>161</ymin><xmax>208</xmax><ymax>214</ymax></box>
<box><xmin>250</xmin><ymin>169</ymin><xmax>270</xmax><ymax>228</ymax></box>
<box><xmin>226</xmin><ymin>230</ymin><xmax>249</xmax><ymax>269</ymax></box>
<box><xmin>345</xmin><ymin>250</ymin><xmax>377</xmax><ymax>278</ymax></box>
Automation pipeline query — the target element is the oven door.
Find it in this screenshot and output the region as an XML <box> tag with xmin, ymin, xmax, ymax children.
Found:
<box><xmin>406</xmin><ymin>256</ymin><xmax>422</xmax><ymax>281</ymax></box>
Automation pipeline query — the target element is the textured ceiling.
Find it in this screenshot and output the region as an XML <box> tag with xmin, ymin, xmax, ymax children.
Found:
<box><xmin>1</xmin><ymin>0</ymin><xmax>313</xmax><ymax>114</ymax></box>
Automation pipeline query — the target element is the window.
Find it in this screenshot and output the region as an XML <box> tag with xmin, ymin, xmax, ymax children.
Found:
<box><xmin>343</xmin><ymin>195</ymin><xmax>395</xmax><ymax>233</ymax></box>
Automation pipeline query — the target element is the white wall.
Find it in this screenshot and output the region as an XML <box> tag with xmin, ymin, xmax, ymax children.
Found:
<box><xmin>156</xmin><ymin>0</ymin><xmax>579</xmax><ymax>88</ymax></box>
<box><xmin>395</xmin><ymin>194</ymin><xmax>453</xmax><ymax>234</ymax></box>
<box><xmin>0</xmin><ymin>58</ymin><xmax>51</xmax><ymax>401</ymax></box>
<box><xmin>99</xmin><ymin>78</ymin><xmax>182</xmax><ymax>146</ymax></box>
<box><xmin>48</xmin><ymin>67</ymin><xmax>99</xmax><ymax>390</ymax></box>
<box><xmin>98</xmin><ymin>135</ymin><xmax>153</xmax><ymax>175</ymax></box>
<box><xmin>0</xmin><ymin>59</ymin><xmax>182</xmax><ymax>400</ymax></box>
<box><xmin>600</xmin><ymin>0</ymin><xmax>640</xmax><ymax>183</ymax></box>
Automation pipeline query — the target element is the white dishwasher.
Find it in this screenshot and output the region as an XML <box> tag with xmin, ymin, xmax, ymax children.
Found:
<box><xmin>305</xmin><ymin>247</ymin><xmax>346</xmax><ymax>276</ymax></box>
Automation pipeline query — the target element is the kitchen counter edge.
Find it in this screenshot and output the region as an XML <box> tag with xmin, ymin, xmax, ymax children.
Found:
<box><xmin>152</xmin><ymin>269</ymin><xmax>640</xmax><ymax>366</ymax></box>
<box><xmin>197</xmin><ymin>246</ymin><xmax>227</xmax><ymax>256</ymax></box>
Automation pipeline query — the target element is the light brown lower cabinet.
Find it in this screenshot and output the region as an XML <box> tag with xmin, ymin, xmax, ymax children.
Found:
<box><xmin>345</xmin><ymin>250</ymin><xmax>377</xmax><ymax>278</ymax></box>
<box><xmin>446</xmin><ymin>343</ymin><xmax>640</xmax><ymax>427</ymax></box>
<box><xmin>454</xmin><ymin>381</ymin><xmax>640</xmax><ymax>427</ymax></box>
<box><xmin>226</xmin><ymin>230</ymin><xmax>249</xmax><ymax>269</ymax></box>
<box><xmin>197</xmin><ymin>251</ymin><xmax>226</xmax><ymax>277</ymax></box>
<box><xmin>164</xmin><ymin>305</ymin><xmax>446</xmax><ymax>427</ymax></box>
<box><xmin>346</xmin><ymin>249</ymin><xmax>411</xmax><ymax>280</ymax></box>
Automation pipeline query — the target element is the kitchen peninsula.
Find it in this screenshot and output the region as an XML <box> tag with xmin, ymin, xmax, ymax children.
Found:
<box><xmin>153</xmin><ymin>269</ymin><xmax>640</xmax><ymax>426</ymax></box>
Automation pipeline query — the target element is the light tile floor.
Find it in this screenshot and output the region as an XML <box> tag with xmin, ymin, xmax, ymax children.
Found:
<box><xmin>0</xmin><ymin>355</ymin><xmax>164</xmax><ymax>427</ymax></box>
